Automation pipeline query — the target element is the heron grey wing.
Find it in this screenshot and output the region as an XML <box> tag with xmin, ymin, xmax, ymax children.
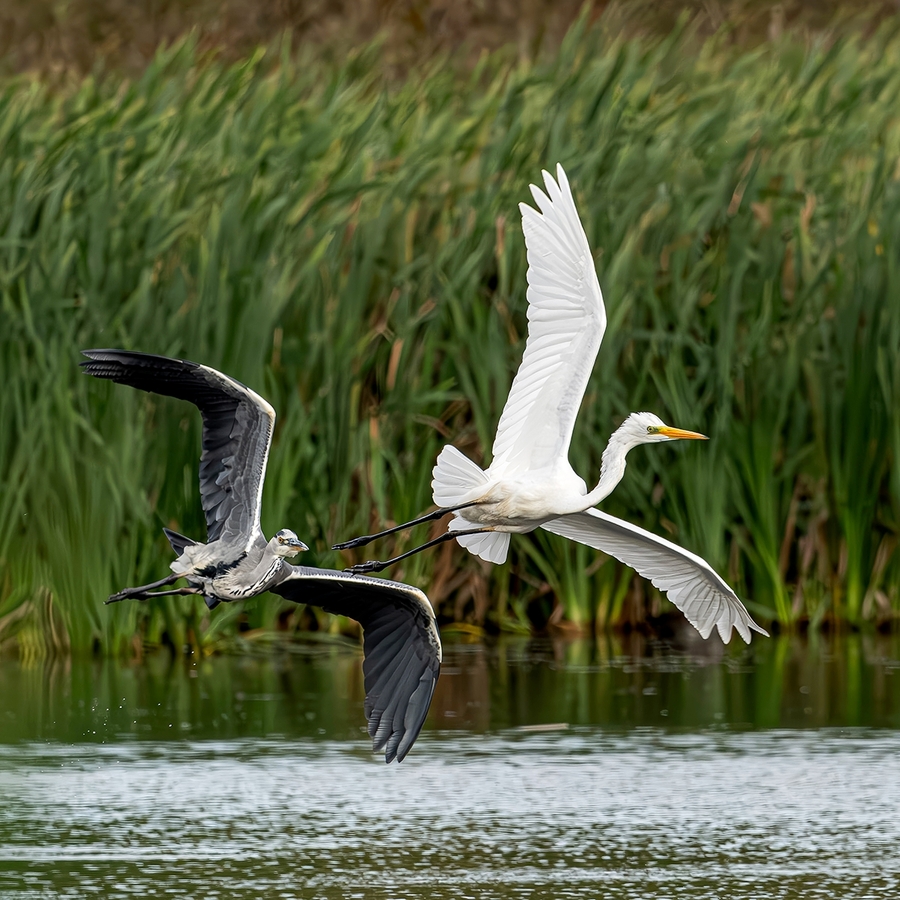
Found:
<box><xmin>489</xmin><ymin>165</ymin><xmax>607</xmax><ymax>477</ymax></box>
<box><xmin>193</xmin><ymin>363</ymin><xmax>275</xmax><ymax>547</ymax></box>
<box><xmin>80</xmin><ymin>350</ymin><xmax>275</xmax><ymax>547</ymax></box>
<box><xmin>540</xmin><ymin>509</ymin><xmax>768</xmax><ymax>644</ymax></box>
<box><xmin>269</xmin><ymin>567</ymin><xmax>441</xmax><ymax>762</ymax></box>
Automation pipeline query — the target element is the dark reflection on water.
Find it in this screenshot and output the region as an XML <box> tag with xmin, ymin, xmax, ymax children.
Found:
<box><xmin>2</xmin><ymin>632</ymin><xmax>899</xmax><ymax>743</ymax></box>
<box><xmin>1</xmin><ymin>633</ymin><xmax>899</xmax><ymax>899</ymax></box>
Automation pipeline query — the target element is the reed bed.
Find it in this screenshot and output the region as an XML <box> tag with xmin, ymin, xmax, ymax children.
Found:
<box><xmin>1</xmin><ymin>20</ymin><xmax>899</xmax><ymax>654</ymax></box>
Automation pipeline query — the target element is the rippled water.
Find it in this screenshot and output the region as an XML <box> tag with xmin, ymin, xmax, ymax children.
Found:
<box><xmin>1</xmin><ymin>634</ymin><xmax>899</xmax><ymax>898</ymax></box>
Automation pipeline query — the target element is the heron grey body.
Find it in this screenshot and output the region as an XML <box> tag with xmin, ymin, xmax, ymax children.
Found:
<box><xmin>168</xmin><ymin>531</ymin><xmax>295</xmax><ymax>606</ymax></box>
<box><xmin>82</xmin><ymin>349</ymin><xmax>440</xmax><ymax>762</ymax></box>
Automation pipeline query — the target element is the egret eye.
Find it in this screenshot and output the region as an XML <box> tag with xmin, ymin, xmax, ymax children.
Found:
<box><xmin>647</xmin><ymin>425</ymin><xmax>654</xmax><ymax>434</ymax></box>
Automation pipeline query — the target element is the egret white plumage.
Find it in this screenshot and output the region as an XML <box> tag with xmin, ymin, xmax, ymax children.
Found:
<box><xmin>335</xmin><ymin>165</ymin><xmax>767</xmax><ymax>644</ymax></box>
<box><xmin>82</xmin><ymin>349</ymin><xmax>440</xmax><ymax>762</ymax></box>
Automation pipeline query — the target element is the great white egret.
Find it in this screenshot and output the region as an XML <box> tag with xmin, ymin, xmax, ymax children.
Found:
<box><xmin>335</xmin><ymin>165</ymin><xmax>767</xmax><ymax>644</ymax></box>
<box><xmin>82</xmin><ymin>349</ymin><xmax>440</xmax><ymax>762</ymax></box>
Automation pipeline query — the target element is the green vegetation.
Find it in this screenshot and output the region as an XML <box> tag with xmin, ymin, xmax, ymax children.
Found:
<box><xmin>1</xmin><ymin>19</ymin><xmax>899</xmax><ymax>654</ymax></box>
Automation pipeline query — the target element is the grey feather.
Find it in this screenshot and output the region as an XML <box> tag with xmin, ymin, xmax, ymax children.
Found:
<box><xmin>270</xmin><ymin>567</ymin><xmax>441</xmax><ymax>762</ymax></box>
<box><xmin>81</xmin><ymin>349</ymin><xmax>274</xmax><ymax>547</ymax></box>
<box><xmin>84</xmin><ymin>349</ymin><xmax>440</xmax><ymax>763</ymax></box>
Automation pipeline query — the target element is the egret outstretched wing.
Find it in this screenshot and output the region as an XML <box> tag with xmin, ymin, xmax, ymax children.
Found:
<box><xmin>81</xmin><ymin>350</ymin><xmax>274</xmax><ymax>548</ymax></box>
<box><xmin>270</xmin><ymin>567</ymin><xmax>441</xmax><ymax>763</ymax></box>
<box><xmin>541</xmin><ymin>509</ymin><xmax>767</xmax><ymax>644</ymax></box>
<box><xmin>331</xmin><ymin>164</ymin><xmax>769</xmax><ymax>641</ymax></box>
<box><xmin>490</xmin><ymin>164</ymin><xmax>607</xmax><ymax>476</ymax></box>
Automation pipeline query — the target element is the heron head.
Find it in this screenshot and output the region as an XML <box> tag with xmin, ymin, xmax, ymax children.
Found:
<box><xmin>273</xmin><ymin>529</ymin><xmax>309</xmax><ymax>557</ymax></box>
<box><xmin>621</xmin><ymin>412</ymin><xmax>708</xmax><ymax>445</ymax></box>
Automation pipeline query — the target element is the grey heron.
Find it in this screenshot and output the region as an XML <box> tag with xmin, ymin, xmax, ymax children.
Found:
<box><xmin>334</xmin><ymin>165</ymin><xmax>767</xmax><ymax>644</ymax></box>
<box><xmin>82</xmin><ymin>349</ymin><xmax>440</xmax><ymax>763</ymax></box>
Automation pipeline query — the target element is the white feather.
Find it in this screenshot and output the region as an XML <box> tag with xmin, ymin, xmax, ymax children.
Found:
<box><xmin>432</xmin><ymin>445</ymin><xmax>488</xmax><ymax>507</ymax></box>
<box><xmin>540</xmin><ymin>509</ymin><xmax>768</xmax><ymax>644</ymax></box>
<box><xmin>489</xmin><ymin>164</ymin><xmax>606</xmax><ymax>477</ymax></box>
<box><xmin>449</xmin><ymin>515</ymin><xmax>510</xmax><ymax>564</ymax></box>
<box><xmin>345</xmin><ymin>164</ymin><xmax>767</xmax><ymax>645</ymax></box>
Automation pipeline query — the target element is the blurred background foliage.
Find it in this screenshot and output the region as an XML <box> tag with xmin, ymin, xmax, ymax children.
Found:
<box><xmin>0</xmin><ymin>2</ymin><xmax>899</xmax><ymax>655</ymax></box>
<box><xmin>3</xmin><ymin>0</ymin><xmax>899</xmax><ymax>77</ymax></box>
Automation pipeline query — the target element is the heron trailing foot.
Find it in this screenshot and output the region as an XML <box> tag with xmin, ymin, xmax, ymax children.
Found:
<box><xmin>106</xmin><ymin>585</ymin><xmax>203</xmax><ymax>604</ymax></box>
<box><xmin>106</xmin><ymin>573</ymin><xmax>182</xmax><ymax>603</ymax></box>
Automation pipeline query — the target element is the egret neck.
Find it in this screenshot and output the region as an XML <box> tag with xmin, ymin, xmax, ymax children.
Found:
<box><xmin>582</xmin><ymin>421</ymin><xmax>641</xmax><ymax>507</ymax></box>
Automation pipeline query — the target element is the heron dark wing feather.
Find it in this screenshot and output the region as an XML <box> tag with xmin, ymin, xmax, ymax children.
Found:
<box><xmin>370</xmin><ymin>651</ymin><xmax>414</xmax><ymax>744</ymax></box>
<box><xmin>364</xmin><ymin>616</ymin><xmax>407</xmax><ymax>645</ymax></box>
<box><xmin>374</xmin><ymin>661</ymin><xmax>421</xmax><ymax>756</ymax></box>
<box><xmin>396</xmin><ymin>674</ymin><xmax>436</xmax><ymax>761</ymax></box>
<box><xmin>363</xmin><ymin>626</ymin><xmax>412</xmax><ymax>683</ymax></box>
<box><xmin>269</xmin><ymin>567</ymin><xmax>441</xmax><ymax>763</ymax></box>
<box><xmin>81</xmin><ymin>349</ymin><xmax>275</xmax><ymax>545</ymax></box>
<box><xmin>366</xmin><ymin>633</ymin><xmax>415</xmax><ymax>695</ymax></box>
<box><xmin>388</xmin><ymin>664</ymin><xmax>421</xmax><ymax>730</ymax></box>
<box><xmin>367</xmin><ymin>640</ymin><xmax>416</xmax><ymax>711</ymax></box>
<box><xmin>384</xmin><ymin>686</ymin><xmax>416</xmax><ymax>760</ymax></box>
<box><xmin>384</xmin><ymin>667</ymin><xmax>433</xmax><ymax>759</ymax></box>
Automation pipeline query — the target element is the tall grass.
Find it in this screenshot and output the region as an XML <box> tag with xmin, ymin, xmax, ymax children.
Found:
<box><xmin>1</xmin><ymin>20</ymin><xmax>899</xmax><ymax>653</ymax></box>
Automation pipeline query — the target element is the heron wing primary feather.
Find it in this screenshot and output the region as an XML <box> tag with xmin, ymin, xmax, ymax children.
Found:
<box><xmin>80</xmin><ymin>350</ymin><xmax>274</xmax><ymax>548</ymax></box>
<box><xmin>540</xmin><ymin>509</ymin><xmax>768</xmax><ymax>644</ymax></box>
<box><xmin>269</xmin><ymin>567</ymin><xmax>441</xmax><ymax>763</ymax></box>
<box><xmin>490</xmin><ymin>164</ymin><xmax>607</xmax><ymax>476</ymax></box>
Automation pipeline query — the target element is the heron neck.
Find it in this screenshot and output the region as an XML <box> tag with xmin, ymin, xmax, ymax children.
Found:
<box><xmin>583</xmin><ymin>426</ymin><xmax>634</xmax><ymax>506</ymax></box>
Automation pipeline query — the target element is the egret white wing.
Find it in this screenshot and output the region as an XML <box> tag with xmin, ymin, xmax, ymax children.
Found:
<box><xmin>490</xmin><ymin>164</ymin><xmax>607</xmax><ymax>476</ymax></box>
<box><xmin>81</xmin><ymin>350</ymin><xmax>275</xmax><ymax>549</ymax></box>
<box><xmin>540</xmin><ymin>509</ymin><xmax>767</xmax><ymax>644</ymax></box>
<box><xmin>270</xmin><ymin>567</ymin><xmax>441</xmax><ymax>763</ymax></box>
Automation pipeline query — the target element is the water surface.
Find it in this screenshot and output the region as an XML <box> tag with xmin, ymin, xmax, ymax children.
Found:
<box><xmin>1</xmin><ymin>634</ymin><xmax>899</xmax><ymax>898</ymax></box>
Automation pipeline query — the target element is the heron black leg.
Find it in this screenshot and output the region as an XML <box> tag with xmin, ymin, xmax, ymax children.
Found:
<box><xmin>106</xmin><ymin>573</ymin><xmax>180</xmax><ymax>604</ymax></box>
<box><xmin>104</xmin><ymin>586</ymin><xmax>202</xmax><ymax>605</ymax></box>
<box><xmin>346</xmin><ymin>528</ymin><xmax>493</xmax><ymax>574</ymax></box>
<box><xmin>333</xmin><ymin>502</ymin><xmax>479</xmax><ymax>551</ymax></box>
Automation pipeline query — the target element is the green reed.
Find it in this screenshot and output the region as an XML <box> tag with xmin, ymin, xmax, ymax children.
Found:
<box><xmin>1</xmin><ymin>20</ymin><xmax>899</xmax><ymax>653</ymax></box>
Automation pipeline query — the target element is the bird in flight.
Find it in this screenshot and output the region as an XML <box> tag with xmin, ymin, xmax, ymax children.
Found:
<box><xmin>335</xmin><ymin>165</ymin><xmax>767</xmax><ymax>644</ymax></box>
<box><xmin>82</xmin><ymin>349</ymin><xmax>440</xmax><ymax>762</ymax></box>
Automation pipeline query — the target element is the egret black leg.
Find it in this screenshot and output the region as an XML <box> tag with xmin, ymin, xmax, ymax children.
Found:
<box><xmin>346</xmin><ymin>528</ymin><xmax>492</xmax><ymax>574</ymax></box>
<box><xmin>106</xmin><ymin>573</ymin><xmax>180</xmax><ymax>604</ymax></box>
<box><xmin>332</xmin><ymin>502</ymin><xmax>479</xmax><ymax>551</ymax></box>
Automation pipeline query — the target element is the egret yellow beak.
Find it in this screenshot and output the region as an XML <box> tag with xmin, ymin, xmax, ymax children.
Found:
<box><xmin>657</xmin><ymin>426</ymin><xmax>708</xmax><ymax>440</ymax></box>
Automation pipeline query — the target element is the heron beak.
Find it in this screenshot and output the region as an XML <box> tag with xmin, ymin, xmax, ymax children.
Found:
<box><xmin>657</xmin><ymin>426</ymin><xmax>708</xmax><ymax>441</ymax></box>
<box><xmin>289</xmin><ymin>539</ymin><xmax>309</xmax><ymax>552</ymax></box>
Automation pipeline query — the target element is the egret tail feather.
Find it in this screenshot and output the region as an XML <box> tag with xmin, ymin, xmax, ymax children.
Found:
<box><xmin>450</xmin><ymin>515</ymin><xmax>510</xmax><ymax>564</ymax></box>
<box><xmin>432</xmin><ymin>445</ymin><xmax>487</xmax><ymax>508</ymax></box>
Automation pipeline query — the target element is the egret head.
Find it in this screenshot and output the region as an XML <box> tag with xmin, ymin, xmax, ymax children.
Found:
<box><xmin>272</xmin><ymin>529</ymin><xmax>309</xmax><ymax>558</ymax></box>
<box><xmin>620</xmin><ymin>412</ymin><xmax>708</xmax><ymax>445</ymax></box>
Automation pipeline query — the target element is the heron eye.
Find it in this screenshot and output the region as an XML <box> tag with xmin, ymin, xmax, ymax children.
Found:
<box><xmin>647</xmin><ymin>426</ymin><xmax>654</xmax><ymax>433</ymax></box>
